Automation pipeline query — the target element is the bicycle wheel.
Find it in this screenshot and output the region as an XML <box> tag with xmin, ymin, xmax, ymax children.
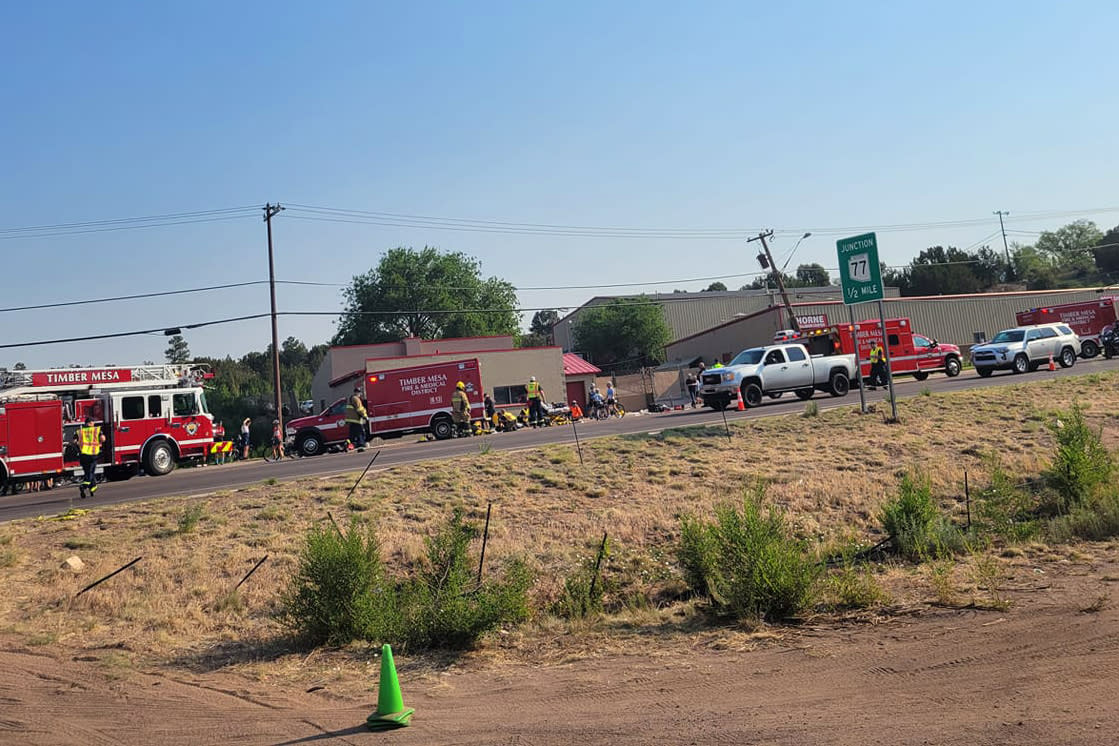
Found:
<box><xmin>616</xmin><ymin>405</ymin><xmax>626</xmax><ymax>418</ymax></box>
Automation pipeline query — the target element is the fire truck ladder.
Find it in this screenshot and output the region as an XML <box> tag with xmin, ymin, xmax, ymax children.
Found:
<box><xmin>0</xmin><ymin>363</ymin><xmax>211</xmax><ymax>400</ymax></box>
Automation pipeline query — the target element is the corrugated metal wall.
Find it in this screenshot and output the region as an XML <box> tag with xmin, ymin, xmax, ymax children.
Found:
<box><xmin>553</xmin><ymin>286</ymin><xmax>865</xmax><ymax>358</ymax></box>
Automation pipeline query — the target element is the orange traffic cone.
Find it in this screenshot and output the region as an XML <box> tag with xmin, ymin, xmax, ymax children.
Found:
<box><xmin>736</xmin><ymin>397</ymin><xmax>745</xmax><ymax>411</ymax></box>
<box><xmin>1048</xmin><ymin>354</ymin><xmax>1056</xmax><ymax>371</ymax></box>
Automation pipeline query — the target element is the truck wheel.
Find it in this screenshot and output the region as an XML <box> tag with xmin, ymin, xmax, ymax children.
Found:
<box><xmin>432</xmin><ymin>416</ymin><xmax>454</xmax><ymax>440</ymax></box>
<box><xmin>742</xmin><ymin>383</ymin><xmax>763</xmax><ymax>408</ymax></box>
<box><xmin>1081</xmin><ymin>340</ymin><xmax>1099</xmax><ymax>359</ymax></box>
<box><xmin>296</xmin><ymin>432</ymin><xmax>324</xmax><ymax>457</ymax></box>
<box><xmin>945</xmin><ymin>357</ymin><xmax>961</xmax><ymax>377</ymax></box>
<box><xmin>144</xmin><ymin>441</ymin><xmax>175</xmax><ymax>476</ymax></box>
<box><xmin>913</xmin><ymin>371</ymin><xmax>929</xmax><ymax>381</ymax></box>
<box><xmin>795</xmin><ymin>388</ymin><xmax>814</xmax><ymax>400</ymax></box>
<box><xmin>828</xmin><ymin>372</ymin><xmax>850</xmax><ymax>397</ymax></box>
<box><xmin>1012</xmin><ymin>354</ymin><xmax>1029</xmax><ymax>374</ymax></box>
<box><xmin>976</xmin><ymin>367</ymin><xmax>993</xmax><ymax>378</ymax></box>
<box><xmin>1059</xmin><ymin>347</ymin><xmax>1076</xmax><ymax>368</ymax></box>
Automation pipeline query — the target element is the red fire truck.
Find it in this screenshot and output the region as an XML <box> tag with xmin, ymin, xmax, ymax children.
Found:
<box><xmin>791</xmin><ymin>318</ymin><xmax>963</xmax><ymax>381</ymax></box>
<box><xmin>1015</xmin><ymin>297</ymin><xmax>1118</xmax><ymax>358</ymax></box>
<box><xmin>285</xmin><ymin>358</ymin><xmax>485</xmax><ymax>456</ymax></box>
<box><xmin>0</xmin><ymin>364</ymin><xmax>216</xmax><ymax>492</ymax></box>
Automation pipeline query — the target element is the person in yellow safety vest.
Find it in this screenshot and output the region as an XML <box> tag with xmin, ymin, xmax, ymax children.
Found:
<box><xmin>75</xmin><ymin>415</ymin><xmax>105</xmax><ymax>499</ymax></box>
<box><xmin>868</xmin><ymin>341</ymin><xmax>887</xmax><ymax>389</ymax></box>
<box><xmin>451</xmin><ymin>381</ymin><xmax>472</xmax><ymax>436</ymax></box>
<box><xmin>525</xmin><ymin>375</ymin><xmax>545</xmax><ymax>428</ymax></box>
<box><xmin>344</xmin><ymin>385</ymin><xmax>368</xmax><ymax>451</ymax></box>
<box><xmin>711</xmin><ymin>360</ymin><xmax>724</xmax><ymax>369</ymax></box>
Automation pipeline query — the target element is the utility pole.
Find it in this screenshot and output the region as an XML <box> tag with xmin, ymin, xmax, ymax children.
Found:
<box><xmin>264</xmin><ymin>203</ymin><xmax>285</xmax><ymax>436</ymax></box>
<box><xmin>749</xmin><ymin>230</ymin><xmax>799</xmax><ymax>333</ymax></box>
<box><xmin>994</xmin><ymin>210</ymin><xmax>1012</xmax><ymax>280</ymax></box>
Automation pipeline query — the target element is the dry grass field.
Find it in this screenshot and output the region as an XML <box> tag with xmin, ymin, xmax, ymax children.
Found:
<box><xmin>2</xmin><ymin>370</ymin><xmax>1118</xmax><ymax>695</ymax></box>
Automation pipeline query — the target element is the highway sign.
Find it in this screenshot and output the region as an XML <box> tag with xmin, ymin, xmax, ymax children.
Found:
<box><xmin>836</xmin><ymin>232</ymin><xmax>884</xmax><ymax>305</ymax></box>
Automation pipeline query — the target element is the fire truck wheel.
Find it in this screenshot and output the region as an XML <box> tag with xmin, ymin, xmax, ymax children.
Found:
<box><xmin>144</xmin><ymin>441</ymin><xmax>175</xmax><ymax>476</ymax></box>
<box><xmin>431</xmin><ymin>416</ymin><xmax>454</xmax><ymax>441</ymax></box>
<box><xmin>1080</xmin><ymin>340</ymin><xmax>1099</xmax><ymax>359</ymax></box>
<box><xmin>945</xmin><ymin>357</ymin><xmax>962</xmax><ymax>377</ymax></box>
<box><xmin>795</xmin><ymin>388</ymin><xmax>814</xmax><ymax>400</ymax></box>
<box><xmin>296</xmin><ymin>432</ymin><xmax>324</xmax><ymax>457</ymax></box>
<box><xmin>912</xmin><ymin>371</ymin><xmax>929</xmax><ymax>381</ymax></box>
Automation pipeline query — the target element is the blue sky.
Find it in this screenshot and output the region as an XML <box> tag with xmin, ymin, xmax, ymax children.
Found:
<box><xmin>3</xmin><ymin>1</ymin><xmax>1117</xmax><ymax>368</ymax></box>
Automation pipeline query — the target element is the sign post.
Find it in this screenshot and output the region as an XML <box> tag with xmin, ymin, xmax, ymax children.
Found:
<box><xmin>837</xmin><ymin>232</ymin><xmax>897</xmax><ymax>421</ymax></box>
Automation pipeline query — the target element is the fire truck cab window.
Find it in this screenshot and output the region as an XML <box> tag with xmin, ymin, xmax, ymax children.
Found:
<box><xmin>786</xmin><ymin>347</ymin><xmax>806</xmax><ymax>362</ymax></box>
<box><xmin>914</xmin><ymin>335</ymin><xmax>932</xmax><ymax>349</ymax></box>
<box><xmin>147</xmin><ymin>395</ymin><xmax>163</xmax><ymax>418</ymax></box>
<box><xmin>121</xmin><ymin>396</ymin><xmax>146</xmax><ymax>421</ymax></box>
<box><xmin>173</xmin><ymin>393</ymin><xmax>199</xmax><ymax>417</ymax></box>
<box><xmin>888</xmin><ymin>334</ymin><xmax>900</xmax><ymax>346</ymax></box>
<box><xmin>764</xmin><ymin>349</ymin><xmax>785</xmax><ymax>365</ymax></box>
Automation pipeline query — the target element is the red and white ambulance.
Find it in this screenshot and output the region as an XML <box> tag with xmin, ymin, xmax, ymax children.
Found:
<box><xmin>0</xmin><ymin>364</ymin><xmax>216</xmax><ymax>492</ymax></box>
<box><xmin>285</xmin><ymin>358</ymin><xmax>485</xmax><ymax>456</ymax></box>
<box><xmin>1016</xmin><ymin>297</ymin><xmax>1118</xmax><ymax>358</ymax></box>
<box><xmin>790</xmin><ymin>318</ymin><xmax>963</xmax><ymax>381</ymax></box>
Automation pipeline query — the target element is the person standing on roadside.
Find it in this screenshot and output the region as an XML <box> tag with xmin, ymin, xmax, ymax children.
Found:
<box><xmin>525</xmin><ymin>376</ymin><xmax>545</xmax><ymax>428</ymax></box>
<box><xmin>240</xmin><ymin>417</ymin><xmax>252</xmax><ymax>460</ymax></box>
<box><xmin>868</xmin><ymin>340</ymin><xmax>887</xmax><ymax>389</ymax></box>
<box><xmin>345</xmin><ymin>385</ymin><xmax>368</xmax><ymax>452</ymax></box>
<box><xmin>75</xmin><ymin>415</ymin><xmax>105</xmax><ymax>498</ymax></box>
<box><xmin>685</xmin><ymin>371</ymin><xmax>698</xmax><ymax>408</ymax></box>
<box><xmin>451</xmin><ymin>381</ymin><xmax>472</xmax><ymax>436</ymax></box>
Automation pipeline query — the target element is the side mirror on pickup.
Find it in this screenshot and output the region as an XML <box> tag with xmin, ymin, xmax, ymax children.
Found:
<box><xmin>931</xmin><ymin>339</ymin><xmax>939</xmax><ymax>348</ymax></box>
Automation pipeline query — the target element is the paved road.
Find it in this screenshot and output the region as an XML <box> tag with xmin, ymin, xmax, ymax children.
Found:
<box><xmin>4</xmin><ymin>358</ymin><xmax>1117</xmax><ymax>523</ymax></box>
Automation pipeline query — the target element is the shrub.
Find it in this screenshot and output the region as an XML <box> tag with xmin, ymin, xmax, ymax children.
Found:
<box><xmin>1047</xmin><ymin>494</ymin><xmax>1119</xmax><ymax>543</ymax></box>
<box><xmin>822</xmin><ymin>562</ymin><xmax>888</xmax><ymax>610</ymax></box>
<box><xmin>974</xmin><ymin>459</ymin><xmax>1039</xmax><ymax>541</ymax></box>
<box><xmin>880</xmin><ymin>472</ymin><xmax>965</xmax><ymax>561</ymax></box>
<box><xmin>281</xmin><ymin>519</ymin><xmax>390</xmax><ymax>646</ymax></box>
<box><xmin>677</xmin><ymin>483</ymin><xmax>820</xmax><ymax>622</ymax></box>
<box><xmin>1044</xmin><ymin>404</ymin><xmax>1113</xmax><ymax>513</ymax></box>
<box><xmin>802</xmin><ymin>401</ymin><xmax>819</xmax><ymax>418</ymax></box>
<box><xmin>403</xmin><ymin>510</ymin><xmax>533</xmax><ymax>649</ymax></box>
<box><xmin>552</xmin><ymin>537</ymin><xmax>611</xmax><ymax>619</ymax></box>
<box><xmin>177</xmin><ymin>503</ymin><xmax>205</xmax><ymax>534</ymax></box>
<box><xmin>281</xmin><ymin>511</ymin><xmax>533</xmax><ymax>650</ymax></box>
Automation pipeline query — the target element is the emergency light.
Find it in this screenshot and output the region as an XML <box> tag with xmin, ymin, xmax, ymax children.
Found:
<box><xmin>368</xmin><ymin>375</ymin><xmax>379</xmax><ymax>383</ymax></box>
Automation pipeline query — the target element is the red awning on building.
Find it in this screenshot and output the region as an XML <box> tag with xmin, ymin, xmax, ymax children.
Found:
<box><xmin>562</xmin><ymin>353</ymin><xmax>601</xmax><ymax>376</ymax></box>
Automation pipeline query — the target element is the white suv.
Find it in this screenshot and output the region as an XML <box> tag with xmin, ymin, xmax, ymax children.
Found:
<box><xmin>970</xmin><ymin>323</ymin><xmax>1081</xmax><ymax>377</ymax></box>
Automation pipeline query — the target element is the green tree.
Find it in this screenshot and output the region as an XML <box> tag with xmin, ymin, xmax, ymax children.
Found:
<box><xmin>333</xmin><ymin>247</ymin><xmax>519</xmax><ymax>345</ymax></box>
<box><xmin>1012</xmin><ymin>244</ymin><xmax>1058</xmax><ymax>290</ymax></box>
<box><xmin>794</xmin><ymin>263</ymin><xmax>829</xmax><ymax>286</ymax></box>
<box><xmin>164</xmin><ymin>335</ymin><xmax>191</xmax><ymax>364</ymax></box>
<box><xmin>1093</xmin><ymin>225</ymin><xmax>1119</xmax><ymax>280</ymax></box>
<box><xmin>1034</xmin><ymin>220</ymin><xmax>1102</xmax><ymax>280</ymax></box>
<box><xmin>572</xmin><ymin>297</ymin><xmax>671</xmax><ymax>370</ymax></box>
<box><xmin>703</xmin><ymin>281</ymin><xmax>728</xmax><ymax>292</ymax></box>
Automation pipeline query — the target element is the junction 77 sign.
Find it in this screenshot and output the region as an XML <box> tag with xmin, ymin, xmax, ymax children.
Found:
<box><xmin>836</xmin><ymin>232</ymin><xmax>883</xmax><ymax>305</ymax></box>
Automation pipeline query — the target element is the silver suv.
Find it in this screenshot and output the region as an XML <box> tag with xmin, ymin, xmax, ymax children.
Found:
<box><xmin>970</xmin><ymin>323</ymin><xmax>1081</xmax><ymax>377</ymax></box>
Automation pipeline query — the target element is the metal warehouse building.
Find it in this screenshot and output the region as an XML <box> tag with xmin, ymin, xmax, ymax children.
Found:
<box><xmin>552</xmin><ymin>286</ymin><xmax>899</xmax><ymax>358</ymax></box>
<box><xmin>663</xmin><ymin>288</ymin><xmax>1108</xmax><ymax>365</ymax></box>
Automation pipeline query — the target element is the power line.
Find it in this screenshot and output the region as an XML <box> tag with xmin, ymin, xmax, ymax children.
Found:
<box><xmin>0</xmin><ymin>206</ymin><xmax>258</xmax><ymax>234</ymax></box>
<box><xmin>0</xmin><ymin>281</ymin><xmax>270</xmax><ymax>313</ymax></box>
<box><xmin>0</xmin><ymin>212</ymin><xmax>257</xmax><ymax>241</ymax></box>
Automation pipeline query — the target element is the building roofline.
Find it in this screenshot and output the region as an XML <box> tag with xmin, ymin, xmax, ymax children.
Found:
<box><xmin>329</xmin><ymin>333</ymin><xmax>515</xmax><ymax>352</ymax></box>
<box><xmin>359</xmin><ymin>345</ymin><xmax>561</xmax><ymax>369</ymax></box>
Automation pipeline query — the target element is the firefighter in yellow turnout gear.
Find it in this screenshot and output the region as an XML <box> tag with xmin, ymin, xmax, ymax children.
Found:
<box><xmin>868</xmin><ymin>341</ymin><xmax>887</xmax><ymax>389</ymax></box>
<box><xmin>451</xmin><ymin>381</ymin><xmax>472</xmax><ymax>436</ymax></box>
<box><xmin>75</xmin><ymin>416</ymin><xmax>105</xmax><ymax>499</ymax></box>
<box><xmin>345</xmin><ymin>386</ymin><xmax>368</xmax><ymax>451</ymax></box>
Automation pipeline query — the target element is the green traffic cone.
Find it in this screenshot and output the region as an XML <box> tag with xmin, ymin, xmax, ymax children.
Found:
<box><xmin>366</xmin><ymin>644</ymin><xmax>414</xmax><ymax>730</ymax></box>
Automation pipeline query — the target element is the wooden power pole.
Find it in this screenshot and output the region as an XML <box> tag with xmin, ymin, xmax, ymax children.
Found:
<box><xmin>264</xmin><ymin>203</ymin><xmax>285</xmax><ymax>434</ymax></box>
<box><xmin>749</xmin><ymin>230</ymin><xmax>799</xmax><ymax>334</ymax></box>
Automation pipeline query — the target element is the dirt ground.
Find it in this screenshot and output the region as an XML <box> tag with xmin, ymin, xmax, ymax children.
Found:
<box><xmin>3</xmin><ymin>544</ymin><xmax>1118</xmax><ymax>746</ymax></box>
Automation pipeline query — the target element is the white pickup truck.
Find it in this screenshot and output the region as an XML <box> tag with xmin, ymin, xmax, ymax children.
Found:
<box><xmin>699</xmin><ymin>343</ymin><xmax>857</xmax><ymax>410</ymax></box>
